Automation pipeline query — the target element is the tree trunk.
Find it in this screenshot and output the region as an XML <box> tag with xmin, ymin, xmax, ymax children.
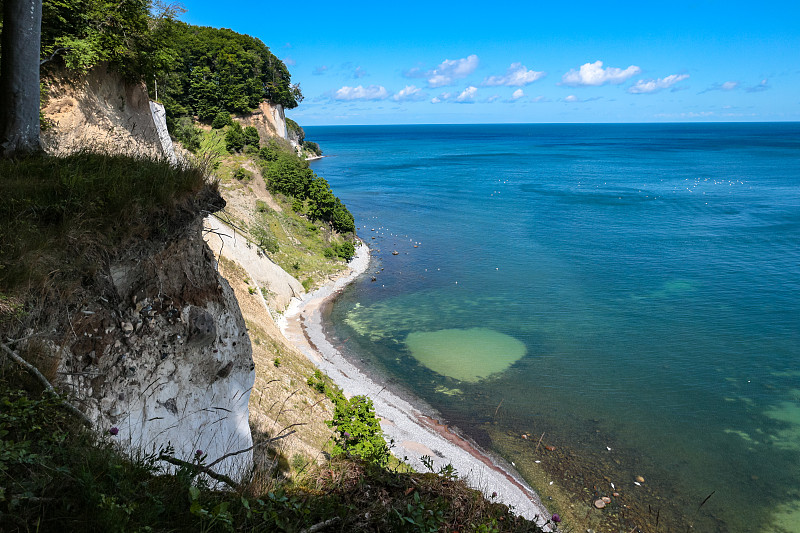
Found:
<box><xmin>0</xmin><ymin>0</ymin><xmax>43</xmax><ymax>157</ymax></box>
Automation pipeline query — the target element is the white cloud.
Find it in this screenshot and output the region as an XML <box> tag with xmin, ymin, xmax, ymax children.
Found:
<box><xmin>427</xmin><ymin>55</ymin><xmax>479</xmax><ymax>87</ymax></box>
<box><xmin>352</xmin><ymin>66</ymin><xmax>367</xmax><ymax>79</ymax></box>
<box><xmin>564</xmin><ymin>94</ymin><xmax>579</xmax><ymax>102</ymax></box>
<box><xmin>333</xmin><ymin>85</ymin><xmax>390</xmax><ymax>101</ymax></box>
<box><xmin>486</xmin><ymin>94</ymin><xmax>500</xmax><ymax>103</ymax></box>
<box><xmin>313</xmin><ymin>65</ymin><xmax>329</xmax><ymax>75</ymax></box>
<box><xmin>531</xmin><ymin>95</ymin><xmax>551</xmax><ymax>103</ymax></box>
<box><xmin>628</xmin><ymin>74</ymin><xmax>689</xmax><ymax>94</ymax></box>
<box><xmin>483</xmin><ymin>63</ymin><xmax>546</xmax><ymax>87</ymax></box>
<box><xmin>393</xmin><ymin>85</ymin><xmax>425</xmax><ymax>102</ymax></box>
<box><xmin>561</xmin><ymin>60</ymin><xmax>640</xmax><ymax>86</ymax></box>
<box><xmin>283</xmin><ymin>56</ymin><xmax>296</xmax><ymax>67</ymax></box>
<box><xmin>431</xmin><ymin>86</ymin><xmax>478</xmax><ymax>103</ymax></box>
<box><xmin>511</xmin><ymin>89</ymin><xmax>525</xmax><ymax>100</ymax></box>
<box><xmin>456</xmin><ymin>86</ymin><xmax>478</xmax><ymax>102</ymax></box>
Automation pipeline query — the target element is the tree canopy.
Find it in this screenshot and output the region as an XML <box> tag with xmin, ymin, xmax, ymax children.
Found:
<box><xmin>156</xmin><ymin>21</ymin><xmax>302</xmax><ymax>126</ymax></box>
<box><xmin>1</xmin><ymin>0</ymin><xmax>301</xmax><ymax>119</ymax></box>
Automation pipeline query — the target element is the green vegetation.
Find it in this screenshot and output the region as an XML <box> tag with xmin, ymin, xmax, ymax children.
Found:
<box><xmin>261</xmin><ymin>149</ymin><xmax>354</xmax><ymax>234</ymax></box>
<box><xmin>156</xmin><ymin>21</ymin><xmax>302</xmax><ymax>125</ymax></box>
<box><xmin>37</xmin><ymin>0</ymin><xmax>176</xmax><ymax>81</ymax></box>
<box><xmin>0</xmin><ymin>151</ymin><xmax>215</xmax><ymax>300</ymax></box>
<box><xmin>302</xmin><ymin>140</ymin><xmax>323</xmax><ymax>157</ymax></box>
<box><xmin>28</xmin><ymin>0</ymin><xmax>302</xmax><ymax>130</ymax></box>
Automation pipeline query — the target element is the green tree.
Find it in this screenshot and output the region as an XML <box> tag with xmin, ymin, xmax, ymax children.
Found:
<box><xmin>173</xmin><ymin>116</ymin><xmax>202</xmax><ymax>152</ymax></box>
<box><xmin>243</xmin><ymin>125</ymin><xmax>259</xmax><ymax>149</ymax></box>
<box><xmin>210</xmin><ymin>111</ymin><xmax>232</xmax><ymax>129</ymax></box>
<box><xmin>327</xmin><ymin>393</ymin><xmax>390</xmax><ymax>467</ymax></box>
<box><xmin>225</xmin><ymin>121</ymin><xmax>244</xmax><ymax>153</ymax></box>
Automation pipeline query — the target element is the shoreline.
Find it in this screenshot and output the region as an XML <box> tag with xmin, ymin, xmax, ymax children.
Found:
<box><xmin>279</xmin><ymin>240</ymin><xmax>553</xmax><ymax>527</ymax></box>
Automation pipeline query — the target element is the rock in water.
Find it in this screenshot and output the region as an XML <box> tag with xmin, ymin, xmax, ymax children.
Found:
<box><xmin>594</xmin><ymin>499</ymin><xmax>606</xmax><ymax>509</ymax></box>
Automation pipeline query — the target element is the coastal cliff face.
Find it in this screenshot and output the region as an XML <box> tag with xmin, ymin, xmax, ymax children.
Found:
<box><xmin>237</xmin><ymin>101</ymin><xmax>290</xmax><ymax>145</ymax></box>
<box><xmin>52</xmin><ymin>215</ymin><xmax>256</xmax><ymax>480</ymax></box>
<box><xmin>33</xmin><ymin>68</ymin><xmax>256</xmax><ymax>480</ymax></box>
<box><xmin>41</xmin><ymin>64</ymin><xmax>175</xmax><ymax>161</ymax></box>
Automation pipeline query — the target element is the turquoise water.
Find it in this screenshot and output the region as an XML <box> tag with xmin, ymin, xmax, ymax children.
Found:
<box><xmin>307</xmin><ymin>123</ymin><xmax>800</xmax><ymax>532</ymax></box>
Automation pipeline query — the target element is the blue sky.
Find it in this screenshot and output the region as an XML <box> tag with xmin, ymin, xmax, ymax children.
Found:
<box><xmin>179</xmin><ymin>0</ymin><xmax>800</xmax><ymax>125</ymax></box>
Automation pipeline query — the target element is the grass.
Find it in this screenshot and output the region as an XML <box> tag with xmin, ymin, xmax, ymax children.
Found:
<box><xmin>0</xmin><ymin>150</ymin><xmax>219</xmax><ymax>336</ymax></box>
<box><xmin>252</xmin><ymin>203</ymin><xmax>352</xmax><ymax>283</ymax></box>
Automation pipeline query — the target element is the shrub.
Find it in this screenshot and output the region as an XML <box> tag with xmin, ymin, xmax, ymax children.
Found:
<box><xmin>243</xmin><ymin>126</ymin><xmax>260</xmax><ymax>149</ymax></box>
<box><xmin>173</xmin><ymin>117</ymin><xmax>203</xmax><ymax>152</ymax></box>
<box><xmin>233</xmin><ymin>167</ymin><xmax>252</xmax><ymax>181</ymax></box>
<box><xmin>211</xmin><ymin>111</ymin><xmax>233</xmax><ymax>129</ymax></box>
<box><xmin>326</xmin><ymin>391</ymin><xmax>391</xmax><ymax>467</ymax></box>
<box><xmin>225</xmin><ymin>122</ymin><xmax>245</xmax><ymax>153</ymax></box>
<box><xmin>251</xmin><ymin>224</ymin><xmax>279</xmax><ymax>254</ymax></box>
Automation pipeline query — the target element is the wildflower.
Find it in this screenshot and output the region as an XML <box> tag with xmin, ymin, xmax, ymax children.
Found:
<box><xmin>343</xmin><ymin>431</ymin><xmax>351</xmax><ymax>439</ymax></box>
<box><xmin>195</xmin><ymin>449</ymin><xmax>203</xmax><ymax>457</ymax></box>
<box><xmin>551</xmin><ymin>513</ymin><xmax>561</xmax><ymax>523</ymax></box>
<box><xmin>491</xmin><ymin>491</ymin><xmax>497</xmax><ymax>499</ymax></box>
<box><xmin>109</xmin><ymin>427</ymin><xmax>119</xmax><ymax>436</ymax></box>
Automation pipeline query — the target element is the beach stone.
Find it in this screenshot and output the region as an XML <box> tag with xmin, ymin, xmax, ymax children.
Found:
<box><xmin>612</xmin><ymin>492</ymin><xmax>620</xmax><ymax>497</ymax></box>
<box><xmin>602</xmin><ymin>496</ymin><xmax>611</xmax><ymax>504</ymax></box>
<box><xmin>594</xmin><ymin>499</ymin><xmax>606</xmax><ymax>509</ymax></box>
<box><xmin>635</xmin><ymin>475</ymin><xmax>645</xmax><ymax>483</ymax></box>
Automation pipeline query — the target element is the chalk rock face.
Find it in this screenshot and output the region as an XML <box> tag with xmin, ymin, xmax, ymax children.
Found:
<box><xmin>237</xmin><ymin>101</ymin><xmax>288</xmax><ymax>144</ymax></box>
<box><xmin>41</xmin><ymin>64</ymin><xmax>173</xmax><ymax>160</ymax></box>
<box><xmin>59</xmin><ymin>219</ymin><xmax>255</xmax><ymax>481</ymax></box>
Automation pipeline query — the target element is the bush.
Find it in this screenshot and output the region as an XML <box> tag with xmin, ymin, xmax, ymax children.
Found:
<box><xmin>233</xmin><ymin>167</ymin><xmax>252</xmax><ymax>181</ymax></box>
<box><xmin>225</xmin><ymin>122</ymin><xmax>245</xmax><ymax>153</ymax></box>
<box><xmin>173</xmin><ymin>117</ymin><xmax>203</xmax><ymax>152</ymax></box>
<box><xmin>251</xmin><ymin>224</ymin><xmax>279</xmax><ymax>254</ymax></box>
<box><xmin>326</xmin><ymin>391</ymin><xmax>391</xmax><ymax>467</ymax></box>
<box><xmin>324</xmin><ymin>242</ymin><xmax>355</xmax><ymax>261</ymax></box>
<box><xmin>243</xmin><ymin>126</ymin><xmax>260</xmax><ymax>149</ymax></box>
<box><xmin>211</xmin><ymin>111</ymin><xmax>232</xmax><ymax>129</ymax></box>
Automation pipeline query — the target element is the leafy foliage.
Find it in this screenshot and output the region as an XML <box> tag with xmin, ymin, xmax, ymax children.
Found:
<box><xmin>156</xmin><ymin>21</ymin><xmax>302</xmax><ymax>126</ymax></box>
<box><xmin>211</xmin><ymin>111</ymin><xmax>233</xmax><ymax>129</ymax></box>
<box><xmin>286</xmin><ymin>117</ymin><xmax>304</xmax><ymax>144</ymax></box>
<box><xmin>324</xmin><ymin>241</ymin><xmax>355</xmax><ymax>261</ymax></box>
<box><xmin>173</xmin><ymin>116</ymin><xmax>203</xmax><ymax>152</ymax></box>
<box><xmin>311</xmin><ymin>373</ymin><xmax>391</xmax><ymax>467</ymax></box>
<box><xmin>261</xmin><ymin>149</ymin><xmax>355</xmax><ymax>234</ymax></box>
<box><xmin>303</xmin><ymin>140</ymin><xmax>323</xmax><ymax>157</ymax></box>
<box><xmin>39</xmin><ymin>0</ymin><xmax>178</xmax><ymax>82</ymax></box>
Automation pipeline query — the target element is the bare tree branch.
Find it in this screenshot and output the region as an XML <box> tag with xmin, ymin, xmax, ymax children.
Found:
<box><xmin>1</xmin><ymin>341</ymin><xmax>93</xmax><ymax>427</ymax></box>
<box><xmin>157</xmin><ymin>454</ymin><xmax>240</xmax><ymax>490</ymax></box>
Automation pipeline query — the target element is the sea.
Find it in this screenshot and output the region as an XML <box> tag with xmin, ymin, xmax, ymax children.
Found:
<box><xmin>305</xmin><ymin>123</ymin><xmax>800</xmax><ymax>532</ymax></box>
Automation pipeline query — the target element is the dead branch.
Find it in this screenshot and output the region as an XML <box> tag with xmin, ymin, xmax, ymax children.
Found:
<box><xmin>158</xmin><ymin>454</ymin><xmax>240</xmax><ymax>490</ymax></box>
<box><xmin>1</xmin><ymin>341</ymin><xmax>92</xmax><ymax>427</ymax></box>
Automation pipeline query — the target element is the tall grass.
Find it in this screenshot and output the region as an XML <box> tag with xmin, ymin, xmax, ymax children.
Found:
<box><xmin>0</xmin><ymin>151</ymin><xmax>216</xmax><ymax>294</ymax></box>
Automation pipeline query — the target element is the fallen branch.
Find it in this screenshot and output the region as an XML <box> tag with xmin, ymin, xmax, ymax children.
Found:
<box><xmin>299</xmin><ymin>517</ymin><xmax>341</xmax><ymax>533</ymax></box>
<box><xmin>204</xmin><ymin>427</ymin><xmax>301</xmax><ymax>471</ymax></box>
<box><xmin>534</xmin><ymin>432</ymin><xmax>545</xmax><ymax>453</ymax></box>
<box><xmin>494</xmin><ymin>399</ymin><xmax>504</xmax><ymax>418</ymax></box>
<box><xmin>157</xmin><ymin>454</ymin><xmax>240</xmax><ymax>490</ymax></box>
<box><xmin>1</xmin><ymin>341</ymin><xmax>92</xmax><ymax>427</ymax></box>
